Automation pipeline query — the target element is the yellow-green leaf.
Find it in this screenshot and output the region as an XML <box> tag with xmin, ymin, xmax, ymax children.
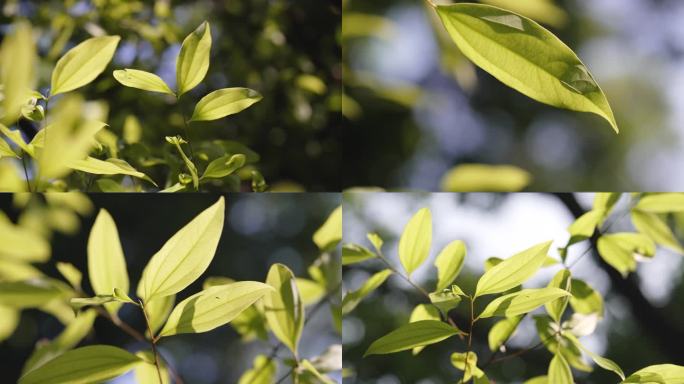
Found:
<box><xmin>137</xmin><ymin>197</ymin><xmax>225</xmax><ymax>301</ymax></box>
<box><xmin>113</xmin><ymin>69</ymin><xmax>174</xmax><ymax>95</ymax></box>
<box><xmin>341</xmin><ymin>269</ymin><xmax>392</xmax><ymax>315</ymax></box>
<box><xmin>0</xmin><ymin>137</ymin><xmax>19</xmax><ymax>158</ymax></box>
<box><xmin>144</xmin><ymin>294</ymin><xmax>175</xmax><ymax>338</ymax></box>
<box><xmin>201</xmin><ymin>154</ymin><xmax>246</xmax><ymax>180</ymax></box>
<box><xmin>567</xmin><ymin>209</ymin><xmax>603</xmax><ymax>243</ymax></box>
<box><xmin>18</xmin><ymin>345</ymin><xmax>142</xmax><ymax>384</ymax></box>
<box><xmin>475</xmin><ymin>241</ymin><xmax>552</xmax><ymax>297</ymax></box>
<box><xmin>0</xmin><ymin>279</ymin><xmax>69</xmax><ymax>308</ymax></box>
<box><xmin>441</xmin><ymin>164</ymin><xmax>531</xmax><ymax>192</ymax></box>
<box><xmin>51</xmin><ymin>36</ymin><xmax>121</xmax><ymax>96</ymax></box>
<box><xmin>399</xmin><ymin>208</ymin><xmax>432</xmax><ymax>277</ymax></box>
<box><xmin>238</xmin><ymin>355</ymin><xmax>276</xmax><ymax>384</ymax></box>
<box><xmin>478</xmin><ymin>0</ymin><xmax>567</xmax><ymax>27</ymax></box>
<box><xmin>56</xmin><ymin>262</ymin><xmax>82</xmax><ymax>290</ymax></box>
<box><xmin>544</xmin><ymin>269</ymin><xmax>571</xmax><ymax>323</ymax></box>
<box><xmin>87</xmin><ymin>209</ymin><xmax>129</xmax><ymax>315</ymax></box>
<box><xmin>134</xmin><ymin>351</ymin><xmax>170</xmax><ymax>384</ymax></box>
<box><xmin>436</xmin><ymin>3</ymin><xmax>617</xmax><ymax>132</ymax></box>
<box><xmin>634</xmin><ymin>193</ymin><xmax>684</xmax><ymax>213</ymax></box>
<box><xmin>569</xmin><ymin>279</ymin><xmax>603</xmax><ymax>315</ymax></box>
<box><xmin>0</xmin><ymin>218</ymin><xmax>50</xmax><ymax>262</ymax></box>
<box><xmin>342</xmin><ymin>243</ymin><xmax>376</xmax><ymax>265</ymax></box>
<box><xmin>313</xmin><ymin>206</ymin><xmax>342</xmax><ymax>251</ymax></box>
<box><xmin>548</xmin><ymin>353</ymin><xmax>573</xmax><ymax>384</ymax></box>
<box><xmin>451</xmin><ymin>351</ymin><xmax>485</xmax><ymax>382</ymax></box>
<box><xmin>0</xmin><ymin>123</ymin><xmax>32</xmax><ymax>154</ymax></box>
<box><xmin>565</xmin><ymin>333</ymin><xmax>624</xmax><ymax>380</ymax></box>
<box><xmin>434</xmin><ymin>240</ymin><xmax>466</xmax><ymax>291</ymax></box>
<box><xmin>295</xmin><ymin>278</ymin><xmax>326</xmax><ymax>306</ymax></box>
<box><xmin>524</xmin><ymin>377</ymin><xmax>548</xmax><ymax>384</ymax></box>
<box><xmin>69</xmin><ymin>157</ymin><xmax>157</xmax><ymax>186</ymax></box>
<box><xmin>597</xmin><ymin>233</ymin><xmax>655</xmax><ymax>277</ymax></box>
<box><xmin>264</xmin><ymin>264</ymin><xmax>304</xmax><ymax>355</ymax></box>
<box><xmin>409</xmin><ymin>304</ymin><xmax>441</xmax><ymax>355</ymax></box>
<box><xmin>478</xmin><ymin>288</ymin><xmax>570</xmax><ymax>318</ymax></box>
<box><xmin>158</xmin><ymin>281</ymin><xmax>273</xmax><ymax>337</ymax></box>
<box><xmin>176</xmin><ymin>21</ymin><xmax>212</xmax><ymax>96</ymax></box>
<box><xmin>190</xmin><ymin>88</ymin><xmax>262</xmax><ymax>122</ymax></box>
<box><xmin>488</xmin><ymin>315</ymin><xmax>522</xmax><ymax>351</ymax></box>
<box><xmin>364</xmin><ymin>320</ymin><xmax>461</xmax><ymax>356</ymax></box>
<box><xmin>623</xmin><ymin>364</ymin><xmax>684</xmax><ymax>384</ymax></box>
<box><xmin>631</xmin><ymin>210</ymin><xmax>684</xmax><ymax>254</ymax></box>
<box><xmin>0</xmin><ymin>21</ymin><xmax>36</xmax><ymax>125</ymax></box>
<box><xmin>0</xmin><ymin>305</ymin><xmax>20</xmax><ymax>342</ymax></box>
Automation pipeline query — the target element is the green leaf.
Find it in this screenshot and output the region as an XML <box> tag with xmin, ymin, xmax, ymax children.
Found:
<box><xmin>264</xmin><ymin>264</ymin><xmax>304</xmax><ymax>356</ymax></box>
<box><xmin>158</xmin><ymin>281</ymin><xmax>273</xmax><ymax>337</ymax></box>
<box><xmin>569</xmin><ymin>279</ymin><xmax>603</xmax><ymax>315</ymax></box>
<box><xmin>56</xmin><ymin>262</ymin><xmax>82</xmax><ymax>290</ymax></box>
<box><xmin>69</xmin><ymin>294</ymin><xmax>131</xmax><ymax>311</ymax></box>
<box><xmin>451</xmin><ymin>351</ymin><xmax>485</xmax><ymax>382</ymax></box>
<box><xmin>544</xmin><ymin>269</ymin><xmax>571</xmax><ymax>323</ymax></box>
<box><xmin>341</xmin><ymin>269</ymin><xmax>392</xmax><ymax>315</ymax></box>
<box><xmin>0</xmin><ymin>279</ymin><xmax>70</xmax><ymax>308</ymax></box>
<box><xmin>134</xmin><ymin>351</ymin><xmax>170</xmax><ymax>384</ymax></box>
<box><xmin>295</xmin><ymin>278</ymin><xmax>326</xmax><ymax>306</ymax></box>
<box><xmin>623</xmin><ymin>364</ymin><xmax>684</xmax><ymax>384</ymax></box>
<box><xmin>0</xmin><ymin>123</ymin><xmax>32</xmax><ymax>154</ymax></box>
<box><xmin>409</xmin><ymin>304</ymin><xmax>441</xmax><ymax>355</ymax></box>
<box><xmin>313</xmin><ymin>206</ymin><xmax>342</xmax><ymax>251</ymax></box>
<box><xmin>429</xmin><ymin>288</ymin><xmax>462</xmax><ymax>314</ymax></box>
<box><xmin>51</xmin><ymin>36</ymin><xmax>121</xmax><ymax>96</ymax></box>
<box><xmin>534</xmin><ymin>315</ymin><xmax>592</xmax><ymax>372</ymax></box>
<box><xmin>475</xmin><ymin>241</ymin><xmax>552</xmax><ymax>297</ymax></box>
<box><xmin>342</xmin><ymin>243</ymin><xmax>376</xmax><ymax>265</ymax></box>
<box><xmin>298</xmin><ymin>360</ymin><xmax>337</xmax><ymax>384</ymax></box>
<box><xmin>21</xmin><ymin>309</ymin><xmax>97</xmax><ymax>374</ymax></box>
<box><xmin>437</xmin><ymin>3</ymin><xmax>617</xmax><ymax>132</ymax></box>
<box><xmin>0</xmin><ymin>137</ymin><xmax>18</xmax><ymax>158</ymax></box>
<box><xmin>367</xmin><ymin>232</ymin><xmax>384</xmax><ymax>252</ymax></box>
<box><xmin>593</xmin><ymin>193</ymin><xmax>620</xmax><ymax>216</ymax></box>
<box><xmin>364</xmin><ymin>320</ymin><xmax>461</xmax><ymax>356</ymax></box>
<box><xmin>18</xmin><ymin>345</ymin><xmax>142</xmax><ymax>384</ymax></box>
<box><xmin>523</xmin><ymin>377</ymin><xmax>548</xmax><ymax>384</ymax></box>
<box><xmin>238</xmin><ymin>355</ymin><xmax>276</xmax><ymax>384</ymax></box>
<box><xmin>0</xmin><ymin>22</ymin><xmax>36</xmax><ymax>125</ymax></box>
<box><xmin>398</xmin><ymin>208</ymin><xmax>432</xmax><ymax>277</ymax></box>
<box><xmin>597</xmin><ymin>233</ymin><xmax>655</xmax><ymax>277</ymax></box>
<box><xmin>631</xmin><ymin>210</ymin><xmax>684</xmax><ymax>254</ymax></box>
<box><xmin>478</xmin><ymin>287</ymin><xmax>570</xmax><ymax>318</ymax></box>
<box><xmin>488</xmin><ymin>315</ymin><xmax>522</xmax><ymax>351</ymax></box>
<box><xmin>87</xmin><ymin>209</ymin><xmax>129</xmax><ymax>315</ymax></box>
<box><xmin>567</xmin><ymin>209</ymin><xmax>603</xmax><ymax>244</ymax></box>
<box><xmin>565</xmin><ymin>333</ymin><xmax>624</xmax><ymax>380</ymax></box>
<box><xmin>434</xmin><ymin>240</ymin><xmax>466</xmax><ymax>291</ymax></box>
<box><xmin>201</xmin><ymin>154</ymin><xmax>246</xmax><ymax>180</ymax></box>
<box><xmin>137</xmin><ymin>197</ymin><xmax>225</xmax><ymax>302</ymax></box>
<box><xmin>634</xmin><ymin>193</ymin><xmax>684</xmax><ymax>213</ymax></box>
<box><xmin>548</xmin><ymin>353</ymin><xmax>573</xmax><ymax>384</ymax></box>
<box><xmin>0</xmin><ymin>217</ymin><xmax>50</xmax><ymax>262</ymax></box>
<box><xmin>113</xmin><ymin>69</ymin><xmax>175</xmax><ymax>95</ymax></box>
<box><xmin>69</xmin><ymin>157</ymin><xmax>158</xmax><ymax>186</ymax></box>
<box><xmin>176</xmin><ymin>21</ymin><xmax>212</xmax><ymax>96</ymax></box>
<box><xmin>190</xmin><ymin>88</ymin><xmax>262</xmax><ymax>122</ymax></box>
<box><xmin>441</xmin><ymin>164</ymin><xmax>532</xmax><ymax>192</ymax></box>
<box><xmin>144</xmin><ymin>294</ymin><xmax>175</xmax><ymax>338</ymax></box>
<box><xmin>478</xmin><ymin>0</ymin><xmax>568</xmax><ymax>27</ymax></box>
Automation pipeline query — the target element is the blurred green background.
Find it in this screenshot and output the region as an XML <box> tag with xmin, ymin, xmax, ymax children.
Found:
<box><xmin>343</xmin><ymin>0</ymin><xmax>684</xmax><ymax>190</ymax></box>
<box><xmin>342</xmin><ymin>192</ymin><xmax>684</xmax><ymax>383</ymax></box>
<box><xmin>0</xmin><ymin>193</ymin><xmax>341</xmax><ymax>383</ymax></box>
<box><xmin>1</xmin><ymin>0</ymin><xmax>341</xmax><ymax>191</ymax></box>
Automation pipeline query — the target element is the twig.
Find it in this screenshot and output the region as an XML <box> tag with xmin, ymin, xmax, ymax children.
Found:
<box><xmin>20</xmin><ymin>151</ymin><xmax>31</xmax><ymax>192</ymax></box>
<box><xmin>139</xmin><ymin>299</ymin><xmax>163</xmax><ymax>384</ymax></box>
<box><xmin>460</xmin><ymin>296</ymin><xmax>475</xmax><ymax>383</ymax></box>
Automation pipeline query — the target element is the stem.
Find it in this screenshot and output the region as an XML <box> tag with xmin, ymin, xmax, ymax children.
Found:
<box><xmin>37</xmin><ymin>96</ymin><xmax>50</xmax><ymax>192</ymax></box>
<box><xmin>139</xmin><ymin>300</ymin><xmax>163</xmax><ymax>384</ymax></box>
<box><xmin>461</xmin><ymin>296</ymin><xmax>475</xmax><ymax>383</ymax></box>
<box><xmin>182</xmin><ymin>117</ymin><xmax>196</xmax><ymax>160</ymax></box>
<box><xmin>20</xmin><ymin>151</ymin><xmax>32</xmax><ymax>192</ymax></box>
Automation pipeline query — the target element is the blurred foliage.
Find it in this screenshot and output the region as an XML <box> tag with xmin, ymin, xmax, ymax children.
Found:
<box><xmin>0</xmin><ymin>0</ymin><xmax>341</xmax><ymax>191</ymax></box>
<box><xmin>342</xmin><ymin>0</ymin><xmax>677</xmax><ymax>191</ymax></box>
<box><xmin>0</xmin><ymin>193</ymin><xmax>342</xmax><ymax>383</ymax></box>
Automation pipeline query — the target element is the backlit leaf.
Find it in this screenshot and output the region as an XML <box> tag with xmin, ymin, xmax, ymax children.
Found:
<box><xmin>0</xmin><ymin>218</ymin><xmax>50</xmax><ymax>262</ymax></box>
<box><xmin>565</xmin><ymin>333</ymin><xmax>624</xmax><ymax>380</ymax></box>
<box><xmin>295</xmin><ymin>278</ymin><xmax>326</xmax><ymax>306</ymax></box>
<box><xmin>0</xmin><ymin>21</ymin><xmax>36</xmax><ymax>125</ymax></box>
<box><xmin>475</xmin><ymin>241</ymin><xmax>551</xmax><ymax>297</ymax></box>
<box><xmin>342</xmin><ymin>243</ymin><xmax>376</xmax><ymax>265</ymax></box>
<box><xmin>451</xmin><ymin>351</ymin><xmax>485</xmax><ymax>382</ymax></box>
<box><xmin>158</xmin><ymin>281</ymin><xmax>273</xmax><ymax>337</ymax></box>
<box><xmin>264</xmin><ymin>264</ymin><xmax>304</xmax><ymax>355</ymax></box>
<box><xmin>313</xmin><ymin>206</ymin><xmax>342</xmax><ymax>251</ymax></box>
<box><xmin>137</xmin><ymin>197</ymin><xmax>225</xmax><ymax>301</ymax></box>
<box><xmin>488</xmin><ymin>315</ymin><xmax>522</xmax><ymax>351</ymax></box>
<box><xmin>134</xmin><ymin>351</ymin><xmax>170</xmax><ymax>384</ymax></box>
<box><xmin>364</xmin><ymin>320</ymin><xmax>461</xmax><ymax>356</ymax></box>
<box><xmin>69</xmin><ymin>157</ymin><xmax>158</xmax><ymax>186</ymax></box>
<box><xmin>441</xmin><ymin>164</ymin><xmax>531</xmax><ymax>192</ymax></box>
<box><xmin>0</xmin><ymin>279</ymin><xmax>70</xmax><ymax>308</ymax></box>
<box><xmin>634</xmin><ymin>193</ymin><xmax>684</xmax><ymax>213</ymax></box>
<box><xmin>478</xmin><ymin>287</ymin><xmax>570</xmax><ymax>318</ymax></box>
<box><xmin>0</xmin><ymin>305</ymin><xmax>20</xmax><ymax>342</ymax></box>
<box><xmin>51</xmin><ymin>36</ymin><xmax>121</xmax><ymax>96</ymax></box>
<box><xmin>597</xmin><ymin>233</ymin><xmax>655</xmax><ymax>277</ymax></box>
<box><xmin>56</xmin><ymin>262</ymin><xmax>82</xmax><ymax>290</ymax></box>
<box><xmin>436</xmin><ymin>3</ymin><xmax>617</xmax><ymax>132</ymax></box>
<box><xmin>18</xmin><ymin>345</ymin><xmax>142</xmax><ymax>384</ymax></box>
<box><xmin>409</xmin><ymin>304</ymin><xmax>441</xmax><ymax>355</ymax></box>
<box><xmin>88</xmin><ymin>209</ymin><xmax>129</xmax><ymax>314</ymax></box>
<box><xmin>201</xmin><ymin>154</ymin><xmax>246</xmax><ymax>180</ymax></box>
<box><xmin>567</xmin><ymin>209</ymin><xmax>603</xmax><ymax>245</ymax></box>
<box><xmin>176</xmin><ymin>21</ymin><xmax>212</xmax><ymax>96</ymax></box>
<box><xmin>569</xmin><ymin>279</ymin><xmax>603</xmax><ymax>315</ymax></box>
<box><xmin>0</xmin><ymin>123</ymin><xmax>32</xmax><ymax>154</ymax></box>
<box><xmin>342</xmin><ymin>269</ymin><xmax>392</xmax><ymax>315</ymax></box>
<box><xmin>434</xmin><ymin>240</ymin><xmax>466</xmax><ymax>291</ymax></box>
<box><xmin>0</xmin><ymin>137</ymin><xmax>18</xmax><ymax>158</ymax></box>
<box><xmin>145</xmin><ymin>294</ymin><xmax>175</xmax><ymax>338</ymax></box>
<box><xmin>190</xmin><ymin>88</ymin><xmax>262</xmax><ymax>122</ymax></box>
<box><xmin>548</xmin><ymin>353</ymin><xmax>573</xmax><ymax>384</ymax></box>
<box><xmin>238</xmin><ymin>355</ymin><xmax>276</xmax><ymax>384</ymax></box>
<box><xmin>113</xmin><ymin>69</ymin><xmax>174</xmax><ymax>95</ymax></box>
<box><xmin>623</xmin><ymin>364</ymin><xmax>684</xmax><ymax>384</ymax></box>
<box><xmin>544</xmin><ymin>269</ymin><xmax>571</xmax><ymax>323</ymax></box>
<box><xmin>399</xmin><ymin>208</ymin><xmax>432</xmax><ymax>277</ymax></box>
<box><xmin>631</xmin><ymin>210</ymin><xmax>684</xmax><ymax>254</ymax></box>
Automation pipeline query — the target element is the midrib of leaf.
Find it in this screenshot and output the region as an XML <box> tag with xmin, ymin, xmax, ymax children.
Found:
<box><xmin>185</xmin><ymin>289</ymin><xmax>267</xmax><ymax>328</ymax></box>
<box><xmin>24</xmin><ymin>356</ymin><xmax>134</xmax><ymax>381</ymax></box>
<box><xmin>378</xmin><ymin>328</ymin><xmax>453</xmax><ymax>349</ymax></box>
<box><xmin>55</xmin><ymin>42</ymin><xmax>112</xmax><ymax>91</ymax></box>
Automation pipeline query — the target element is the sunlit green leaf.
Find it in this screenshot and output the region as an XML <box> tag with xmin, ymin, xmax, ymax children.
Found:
<box><xmin>523</xmin><ymin>377</ymin><xmax>548</xmax><ymax>384</ymax></box>
<box><xmin>342</xmin><ymin>269</ymin><xmax>392</xmax><ymax>315</ymax></box>
<box><xmin>201</xmin><ymin>154</ymin><xmax>246</xmax><ymax>180</ymax></box>
<box><xmin>87</xmin><ymin>209</ymin><xmax>129</xmax><ymax>314</ymax></box>
<box><xmin>623</xmin><ymin>364</ymin><xmax>684</xmax><ymax>384</ymax></box>
<box><xmin>488</xmin><ymin>315</ymin><xmax>522</xmax><ymax>351</ymax></box>
<box><xmin>190</xmin><ymin>88</ymin><xmax>262</xmax><ymax>122</ymax></box>
<box><xmin>342</xmin><ymin>243</ymin><xmax>376</xmax><ymax>265</ymax></box>
<box><xmin>545</xmin><ymin>269</ymin><xmax>571</xmax><ymax>323</ymax></box>
<box><xmin>535</xmin><ymin>315</ymin><xmax>592</xmax><ymax>372</ymax></box>
<box><xmin>0</xmin><ymin>21</ymin><xmax>36</xmax><ymax>125</ymax></box>
<box><xmin>166</xmin><ymin>135</ymin><xmax>198</xmax><ymax>190</ymax></box>
<box><xmin>264</xmin><ymin>263</ymin><xmax>304</xmax><ymax>356</ymax></box>
<box><xmin>565</xmin><ymin>333</ymin><xmax>624</xmax><ymax>380</ymax></box>
<box><xmin>313</xmin><ymin>206</ymin><xmax>342</xmax><ymax>251</ymax></box>
<box><xmin>158</xmin><ymin>281</ymin><xmax>273</xmax><ymax>337</ymax></box>
<box><xmin>238</xmin><ymin>355</ymin><xmax>276</xmax><ymax>384</ymax></box>
<box><xmin>441</xmin><ymin>164</ymin><xmax>531</xmax><ymax>192</ymax></box>
<box><xmin>134</xmin><ymin>351</ymin><xmax>170</xmax><ymax>384</ymax></box>
<box><xmin>51</xmin><ymin>36</ymin><xmax>121</xmax><ymax>96</ymax></box>
<box><xmin>0</xmin><ymin>305</ymin><xmax>20</xmax><ymax>342</ymax></box>
<box><xmin>298</xmin><ymin>360</ymin><xmax>337</xmax><ymax>384</ymax></box>
<box><xmin>475</xmin><ymin>241</ymin><xmax>551</xmax><ymax>297</ymax></box>
<box><xmin>478</xmin><ymin>0</ymin><xmax>567</xmax><ymax>27</ymax></box>
<box><xmin>69</xmin><ymin>157</ymin><xmax>158</xmax><ymax>186</ymax></box>
<box><xmin>137</xmin><ymin>197</ymin><xmax>225</xmax><ymax>301</ymax></box>
<box><xmin>548</xmin><ymin>353</ymin><xmax>573</xmax><ymax>384</ymax></box>
<box><xmin>434</xmin><ymin>240</ymin><xmax>466</xmax><ymax>291</ymax></box>
<box><xmin>631</xmin><ymin>210</ymin><xmax>684</xmax><ymax>254</ymax></box>
<box><xmin>364</xmin><ymin>320</ymin><xmax>461</xmax><ymax>356</ymax></box>
<box><xmin>567</xmin><ymin>209</ymin><xmax>603</xmax><ymax>245</ymax></box>
<box><xmin>56</xmin><ymin>262</ymin><xmax>82</xmax><ymax>290</ymax></box>
<box><xmin>0</xmin><ymin>279</ymin><xmax>70</xmax><ymax>308</ymax></box>
<box><xmin>0</xmin><ymin>123</ymin><xmax>32</xmax><ymax>154</ymax></box>
<box><xmin>296</xmin><ymin>278</ymin><xmax>326</xmax><ymax>306</ymax></box>
<box><xmin>399</xmin><ymin>208</ymin><xmax>432</xmax><ymax>277</ymax></box>
<box><xmin>436</xmin><ymin>3</ymin><xmax>617</xmax><ymax>132</ymax></box>
<box><xmin>0</xmin><ymin>137</ymin><xmax>18</xmax><ymax>158</ymax></box>
<box><xmin>409</xmin><ymin>304</ymin><xmax>441</xmax><ymax>355</ymax></box>
<box><xmin>569</xmin><ymin>279</ymin><xmax>603</xmax><ymax>315</ymax></box>
<box><xmin>144</xmin><ymin>294</ymin><xmax>175</xmax><ymax>338</ymax></box>
<box><xmin>69</xmin><ymin>293</ymin><xmax>131</xmax><ymax>311</ymax></box>
<box><xmin>597</xmin><ymin>233</ymin><xmax>655</xmax><ymax>277</ymax></box>
<box><xmin>113</xmin><ymin>69</ymin><xmax>175</xmax><ymax>95</ymax></box>
<box><xmin>478</xmin><ymin>287</ymin><xmax>570</xmax><ymax>318</ymax></box>
<box><xmin>429</xmin><ymin>288</ymin><xmax>462</xmax><ymax>314</ymax></box>
<box><xmin>593</xmin><ymin>193</ymin><xmax>620</xmax><ymax>217</ymax></box>
<box><xmin>18</xmin><ymin>345</ymin><xmax>142</xmax><ymax>384</ymax></box>
<box><xmin>367</xmin><ymin>233</ymin><xmax>384</xmax><ymax>253</ymax></box>
<box><xmin>176</xmin><ymin>21</ymin><xmax>212</xmax><ymax>96</ymax></box>
<box><xmin>0</xmin><ymin>218</ymin><xmax>50</xmax><ymax>262</ymax></box>
<box><xmin>634</xmin><ymin>193</ymin><xmax>684</xmax><ymax>213</ymax></box>
<box><xmin>451</xmin><ymin>351</ymin><xmax>484</xmax><ymax>382</ymax></box>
